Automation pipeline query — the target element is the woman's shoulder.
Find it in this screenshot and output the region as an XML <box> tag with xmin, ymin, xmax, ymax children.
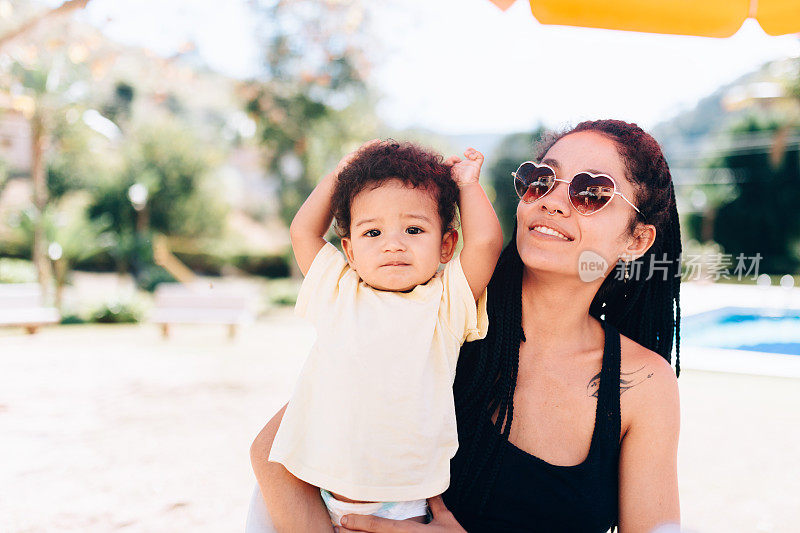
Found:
<box><xmin>618</xmin><ymin>334</ymin><xmax>678</xmax><ymax>385</ymax></box>
<box><xmin>618</xmin><ymin>334</ymin><xmax>680</xmax><ymax>438</ymax></box>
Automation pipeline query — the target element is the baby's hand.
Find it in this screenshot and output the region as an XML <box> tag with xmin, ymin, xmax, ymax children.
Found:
<box><xmin>445</xmin><ymin>148</ymin><xmax>484</xmax><ymax>187</ymax></box>
<box><xmin>335</xmin><ymin>139</ymin><xmax>382</xmax><ymax>176</ymax></box>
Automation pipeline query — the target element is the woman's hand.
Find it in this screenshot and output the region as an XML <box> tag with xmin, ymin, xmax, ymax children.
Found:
<box><xmin>445</xmin><ymin>148</ymin><xmax>484</xmax><ymax>188</ymax></box>
<box><xmin>336</xmin><ymin>495</ymin><xmax>466</xmax><ymax>533</ymax></box>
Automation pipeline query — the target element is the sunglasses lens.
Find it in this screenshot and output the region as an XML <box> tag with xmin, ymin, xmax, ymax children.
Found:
<box><xmin>569</xmin><ymin>173</ymin><xmax>615</xmax><ymax>215</ymax></box>
<box><xmin>515</xmin><ymin>163</ymin><xmax>556</xmax><ymax>203</ymax></box>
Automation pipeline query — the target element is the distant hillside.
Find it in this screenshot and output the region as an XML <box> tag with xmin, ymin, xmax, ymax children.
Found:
<box><xmin>427</xmin><ymin>57</ymin><xmax>799</xmax><ymax>188</ymax></box>
<box><xmin>651</xmin><ymin>57</ymin><xmax>798</xmax><ymax>183</ymax></box>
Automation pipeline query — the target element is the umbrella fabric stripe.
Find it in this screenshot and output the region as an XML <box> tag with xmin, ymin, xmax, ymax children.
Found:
<box><xmin>528</xmin><ymin>0</ymin><xmax>750</xmax><ymax>38</ymax></box>
<box><xmin>756</xmin><ymin>0</ymin><xmax>800</xmax><ymax>36</ymax></box>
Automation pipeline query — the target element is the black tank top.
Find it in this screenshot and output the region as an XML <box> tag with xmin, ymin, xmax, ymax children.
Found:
<box><xmin>443</xmin><ymin>319</ymin><xmax>622</xmax><ymax>533</ymax></box>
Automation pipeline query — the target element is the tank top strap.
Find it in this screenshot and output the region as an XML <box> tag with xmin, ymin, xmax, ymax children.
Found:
<box><xmin>596</xmin><ymin>319</ymin><xmax>622</xmax><ymax>451</ymax></box>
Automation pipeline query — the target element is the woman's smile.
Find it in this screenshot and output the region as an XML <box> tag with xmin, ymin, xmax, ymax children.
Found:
<box><xmin>530</xmin><ymin>225</ymin><xmax>573</xmax><ymax>242</ymax></box>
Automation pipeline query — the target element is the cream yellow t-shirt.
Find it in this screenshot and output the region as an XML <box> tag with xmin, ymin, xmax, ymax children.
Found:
<box><xmin>268</xmin><ymin>242</ymin><xmax>488</xmax><ymax>502</ymax></box>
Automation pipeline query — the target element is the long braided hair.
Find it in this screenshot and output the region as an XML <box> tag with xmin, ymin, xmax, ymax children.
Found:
<box><xmin>449</xmin><ymin>120</ymin><xmax>682</xmax><ymax>514</ymax></box>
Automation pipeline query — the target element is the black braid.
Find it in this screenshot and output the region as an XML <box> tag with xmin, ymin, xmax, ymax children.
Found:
<box><xmin>448</xmin><ymin>120</ymin><xmax>682</xmax><ymax>517</ymax></box>
<box><xmin>451</xmin><ymin>236</ymin><xmax>523</xmax><ymax>507</ymax></box>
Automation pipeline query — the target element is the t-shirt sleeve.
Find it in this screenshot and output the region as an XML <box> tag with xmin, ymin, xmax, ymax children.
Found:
<box><xmin>294</xmin><ymin>242</ymin><xmax>349</xmax><ymax>325</ymax></box>
<box><xmin>440</xmin><ymin>254</ymin><xmax>489</xmax><ymax>344</ymax></box>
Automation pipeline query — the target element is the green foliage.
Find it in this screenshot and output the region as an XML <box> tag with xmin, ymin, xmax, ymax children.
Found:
<box><xmin>59</xmin><ymin>296</ymin><xmax>146</xmax><ymax>324</ymax></box>
<box><xmin>169</xmin><ymin>249</ymin><xmax>291</xmax><ymax>278</ymax></box>
<box><xmin>0</xmin><ymin>158</ymin><xmax>8</xmax><ymax>193</ymax></box>
<box><xmin>170</xmin><ymin>249</ymin><xmax>227</xmax><ymax>275</ymax></box>
<box><xmin>89</xmin><ymin>122</ymin><xmax>227</xmax><ymax>239</ymax></box>
<box><xmin>101</xmin><ymin>81</ymin><xmax>135</xmax><ymax>128</ymax></box>
<box><xmin>681</xmin><ymin>212</ymin><xmax>705</xmax><ymax>243</ymax></box>
<box><xmin>711</xmin><ymin>116</ymin><xmax>800</xmax><ymax>274</ymax></box>
<box><xmin>136</xmin><ymin>265</ymin><xmax>175</xmax><ymax>293</ymax></box>
<box><xmin>264</xmin><ymin>278</ymin><xmax>300</xmax><ymax>307</ymax></box>
<box><xmin>60</xmin><ymin>313</ymin><xmax>86</xmax><ymax>325</ymax></box>
<box><xmin>247</xmin><ymin>0</ymin><xmax>379</xmax><ymax>225</ymax></box>
<box><xmin>8</xmin><ymin>199</ymin><xmax>113</xmax><ymax>307</ymax></box>
<box><xmin>10</xmin><ymin>61</ymin><xmax>49</xmax><ymax>94</ymax></box>
<box><xmin>232</xmin><ymin>252</ymin><xmax>291</xmax><ymax>278</ymax></box>
<box><xmin>483</xmin><ymin>127</ymin><xmax>548</xmax><ymax>238</ymax></box>
<box><xmin>85</xmin><ymin>122</ymin><xmax>229</xmax><ymax>281</ymax></box>
<box><xmin>47</xmin><ymin>113</ymin><xmax>120</xmax><ymax>200</ymax></box>
<box><xmin>0</xmin><ymin>258</ymin><xmax>37</xmax><ymax>283</ymax></box>
<box><xmin>71</xmin><ymin>251</ymin><xmax>117</xmax><ymax>272</ymax></box>
<box><xmin>10</xmin><ymin>200</ymin><xmax>112</xmax><ymax>268</ymax></box>
<box><xmin>90</xmin><ymin>299</ymin><xmax>142</xmax><ymax>324</ymax></box>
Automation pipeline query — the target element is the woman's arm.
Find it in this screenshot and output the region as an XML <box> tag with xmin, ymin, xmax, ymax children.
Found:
<box><xmin>618</xmin><ymin>355</ymin><xmax>681</xmax><ymax>533</ymax></box>
<box><xmin>250</xmin><ymin>404</ymin><xmax>334</xmax><ymax>533</ymax></box>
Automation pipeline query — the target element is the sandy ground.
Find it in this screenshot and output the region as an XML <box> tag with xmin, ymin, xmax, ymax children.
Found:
<box><xmin>1</xmin><ymin>314</ymin><xmax>799</xmax><ymax>533</ymax></box>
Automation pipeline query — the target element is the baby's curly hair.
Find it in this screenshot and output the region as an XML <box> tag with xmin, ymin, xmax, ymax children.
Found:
<box><xmin>331</xmin><ymin>141</ymin><xmax>459</xmax><ymax>238</ymax></box>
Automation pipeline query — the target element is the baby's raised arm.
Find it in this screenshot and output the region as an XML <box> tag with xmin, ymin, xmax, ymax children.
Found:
<box><xmin>446</xmin><ymin>148</ymin><xmax>503</xmax><ymax>300</ymax></box>
<box><xmin>289</xmin><ymin>140</ymin><xmax>380</xmax><ymax>275</ymax></box>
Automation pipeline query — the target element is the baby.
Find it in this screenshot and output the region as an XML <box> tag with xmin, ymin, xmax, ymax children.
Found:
<box><xmin>267</xmin><ymin>139</ymin><xmax>503</xmax><ymax>525</ymax></box>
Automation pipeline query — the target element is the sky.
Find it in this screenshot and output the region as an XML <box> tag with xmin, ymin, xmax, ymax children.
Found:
<box><xmin>57</xmin><ymin>0</ymin><xmax>800</xmax><ymax>135</ymax></box>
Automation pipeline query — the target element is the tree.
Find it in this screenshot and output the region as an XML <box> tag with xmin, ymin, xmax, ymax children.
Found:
<box><xmin>483</xmin><ymin>127</ymin><xmax>548</xmax><ymax>238</ymax></box>
<box><xmin>0</xmin><ymin>0</ymin><xmax>99</xmax><ymax>299</ymax></box>
<box><xmin>712</xmin><ymin>115</ymin><xmax>800</xmax><ymax>274</ymax></box>
<box><xmin>0</xmin><ymin>0</ymin><xmax>91</xmax><ymax>52</ymax></box>
<box><xmin>47</xmin><ymin>106</ymin><xmax>121</xmax><ymax>201</ymax></box>
<box><xmin>13</xmin><ymin>199</ymin><xmax>110</xmax><ymax>309</ymax></box>
<box><xmin>244</xmin><ymin>0</ymin><xmax>379</xmax><ymax>226</ymax></box>
<box><xmin>87</xmin><ymin>121</ymin><xmax>227</xmax><ymax>283</ymax></box>
<box><xmin>5</xmin><ymin>58</ymin><xmax>88</xmax><ymax>296</ymax></box>
<box><xmin>0</xmin><ymin>158</ymin><xmax>7</xmax><ymax>194</ymax></box>
<box><xmin>100</xmin><ymin>81</ymin><xmax>135</xmax><ymax>131</ymax></box>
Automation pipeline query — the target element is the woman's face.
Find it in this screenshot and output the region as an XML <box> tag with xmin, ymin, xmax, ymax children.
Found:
<box><xmin>515</xmin><ymin>131</ymin><xmax>655</xmax><ymax>281</ymax></box>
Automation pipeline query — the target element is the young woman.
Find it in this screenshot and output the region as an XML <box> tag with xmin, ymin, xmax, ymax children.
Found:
<box><xmin>247</xmin><ymin>119</ymin><xmax>682</xmax><ymax>533</ymax></box>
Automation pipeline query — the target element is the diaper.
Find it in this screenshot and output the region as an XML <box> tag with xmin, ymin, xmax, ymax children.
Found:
<box><xmin>319</xmin><ymin>488</ymin><xmax>429</xmax><ymax>526</ymax></box>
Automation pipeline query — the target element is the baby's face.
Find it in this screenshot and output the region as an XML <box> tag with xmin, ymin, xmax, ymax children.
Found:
<box><xmin>342</xmin><ymin>179</ymin><xmax>456</xmax><ymax>292</ymax></box>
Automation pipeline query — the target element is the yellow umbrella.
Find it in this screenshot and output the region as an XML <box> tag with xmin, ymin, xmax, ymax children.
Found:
<box><xmin>488</xmin><ymin>0</ymin><xmax>800</xmax><ymax>37</ymax></box>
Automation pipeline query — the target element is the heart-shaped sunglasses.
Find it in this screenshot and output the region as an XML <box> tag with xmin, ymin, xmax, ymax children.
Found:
<box><xmin>512</xmin><ymin>161</ymin><xmax>641</xmax><ymax>216</ymax></box>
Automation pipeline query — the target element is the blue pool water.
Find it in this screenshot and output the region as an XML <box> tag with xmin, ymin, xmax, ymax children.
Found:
<box><xmin>680</xmin><ymin>307</ymin><xmax>800</xmax><ymax>355</ymax></box>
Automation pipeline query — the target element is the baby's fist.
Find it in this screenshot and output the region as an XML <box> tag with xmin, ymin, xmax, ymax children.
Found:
<box><xmin>448</xmin><ymin>148</ymin><xmax>484</xmax><ymax>187</ymax></box>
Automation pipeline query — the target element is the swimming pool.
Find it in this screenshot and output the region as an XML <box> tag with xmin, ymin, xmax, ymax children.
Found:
<box><xmin>680</xmin><ymin>307</ymin><xmax>800</xmax><ymax>355</ymax></box>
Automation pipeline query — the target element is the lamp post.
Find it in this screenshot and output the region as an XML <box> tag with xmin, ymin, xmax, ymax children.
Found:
<box><xmin>127</xmin><ymin>182</ymin><xmax>149</xmax><ymax>228</ymax></box>
<box><xmin>127</xmin><ymin>183</ymin><xmax>149</xmax><ymax>281</ymax></box>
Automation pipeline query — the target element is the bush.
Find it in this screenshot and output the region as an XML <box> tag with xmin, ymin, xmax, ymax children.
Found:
<box><xmin>71</xmin><ymin>247</ymin><xmax>291</xmax><ymax>280</ymax></box>
<box><xmin>72</xmin><ymin>251</ymin><xmax>118</xmax><ymax>272</ymax></box>
<box><xmin>171</xmin><ymin>249</ymin><xmax>291</xmax><ymax>278</ymax></box>
<box><xmin>88</xmin><ymin>122</ymin><xmax>227</xmax><ymax>241</ymax></box>
<box><xmin>710</xmin><ymin>117</ymin><xmax>800</xmax><ymax>274</ymax></box>
<box><xmin>60</xmin><ymin>313</ymin><xmax>87</xmax><ymax>325</ymax></box>
<box><xmin>265</xmin><ymin>278</ymin><xmax>300</xmax><ymax>307</ymax></box>
<box><xmin>0</xmin><ymin>258</ymin><xmax>37</xmax><ymax>283</ymax></box>
<box><xmin>0</xmin><ymin>239</ymin><xmax>30</xmax><ymax>259</ymax></box>
<box><xmin>232</xmin><ymin>253</ymin><xmax>291</xmax><ymax>278</ymax></box>
<box><xmin>171</xmin><ymin>250</ymin><xmax>227</xmax><ymax>276</ymax></box>
<box><xmin>136</xmin><ymin>265</ymin><xmax>175</xmax><ymax>293</ymax></box>
<box><xmin>90</xmin><ymin>300</ymin><xmax>142</xmax><ymax>324</ymax></box>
